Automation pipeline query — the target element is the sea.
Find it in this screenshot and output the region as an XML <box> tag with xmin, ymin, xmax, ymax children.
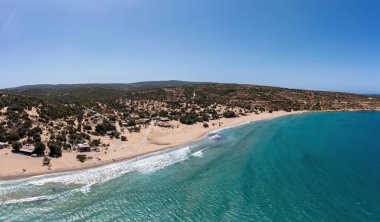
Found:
<box><xmin>1</xmin><ymin>112</ymin><xmax>380</xmax><ymax>222</ymax></box>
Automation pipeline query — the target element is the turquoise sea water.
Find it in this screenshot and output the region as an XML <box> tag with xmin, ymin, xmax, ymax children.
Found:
<box><xmin>1</xmin><ymin>112</ymin><xmax>380</xmax><ymax>221</ymax></box>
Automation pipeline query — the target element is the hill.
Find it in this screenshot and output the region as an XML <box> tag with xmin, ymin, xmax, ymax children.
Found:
<box><xmin>0</xmin><ymin>81</ymin><xmax>379</xmax><ymax>158</ymax></box>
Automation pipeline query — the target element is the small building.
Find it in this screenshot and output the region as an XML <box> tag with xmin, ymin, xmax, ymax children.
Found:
<box><xmin>156</xmin><ymin>121</ymin><xmax>173</xmax><ymax>128</ymax></box>
<box><xmin>127</xmin><ymin>126</ymin><xmax>141</xmax><ymax>132</ymax></box>
<box><xmin>154</xmin><ymin>117</ymin><xmax>172</xmax><ymax>128</ymax></box>
<box><xmin>0</xmin><ymin>142</ymin><xmax>8</xmax><ymax>149</ymax></box>
<box><xmin>74</xmin><ymin>143</ymin><xmax>91</xmax><ymax>152</ymax></box>
<box><xmin>19</xmin><ymin>144</ymin><xmax>35</xmax><ymax>155</ymax></box>
<box><xmin>159</xmin><ymin>117</ymin><xmax>170</xmax><ymax>122</ymax></box>
<box><xmin>153</xmin><ymin>117</ymin><xmax>170</xmax><ymax>122</ymax></box>
<box><xmin>136</xmin><ymin>118</ymin><xmax>150</xmax><ymax>124</ymax></box>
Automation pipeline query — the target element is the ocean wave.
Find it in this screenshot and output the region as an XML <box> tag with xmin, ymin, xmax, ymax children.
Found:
<box><xmin>0</xmin><ymin>145</ymin><xmax>205</xmax><ymax>202</ymax></box>
<box><xmin>191</xmin><ymin>150</ymin><xmax>203</xmax><ymax>157</ymax></box>
<box><xmin>2</xmin><ymin>195</ymin><xmax>51</xmax><ymax>205</ymax></box>
<box><xmin>208</xmin><ymin>134</ymin><xmax>222</xmax><ymax>140</ymax></box>
<box><xmin>26</xmin><ymin>146</ymin><xmax>193</xmax><ymax>187</ymax></box>
<box><xmin>191</xmin><ymin>147</ymin><xmax>210</xmax><ymax>158</ymax></box>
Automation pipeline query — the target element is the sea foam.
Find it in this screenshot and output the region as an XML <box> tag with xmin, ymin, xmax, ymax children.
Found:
<box><xmin>0</xmin><ymin>144</ymin><xmax>205</xmax><ymax>203</ymax></box>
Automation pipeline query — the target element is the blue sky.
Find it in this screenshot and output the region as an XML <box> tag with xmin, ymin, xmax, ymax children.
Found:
<box><xmin>0</xmin><ymin>0</ymin><xmax>379</xmax><ymax>93</ymax></box>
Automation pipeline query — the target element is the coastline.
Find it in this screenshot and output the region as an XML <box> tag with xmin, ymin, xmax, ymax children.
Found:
<box><xmin>0</xmin><ymin>111</ymin><xmax>304</xmax><ymax>181</ymax></box>
<box><xmin>1</xmin><ymin>110</ymin><xmax>380</xmax><ymax>181</ymax></box>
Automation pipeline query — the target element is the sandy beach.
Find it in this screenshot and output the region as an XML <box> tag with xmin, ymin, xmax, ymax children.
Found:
<box><xmin>0</xmin><ymin>111</ymin><xmax>304</xmax><ymax>180</ymax></box>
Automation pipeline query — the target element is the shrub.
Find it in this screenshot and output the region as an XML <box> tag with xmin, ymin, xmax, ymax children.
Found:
<box><xmin>33</xmin><ymin>142</ymin><xmax>46</xmax><ymax>156</ymax></box>
<box><xmin>121</xmin><ymin>136</ymin><xmax>127</xmax><ymax>141</ymax></box>
<box><xmin>223</xmin><ymin>110</ymin><xmax>236</xmax><ymax>118</ymax></box>
<box><xmin>83</xmin><ymin>125</ymin><xmax>92</xmax><ymax>131</ymax></box>
<box><xmin>7</xmin><ymin>131</ymin><xmax>20</xmax><ymax>142</ymax></box>
<box><xmin>90</xmin><ymin>139</ymin><xmax>101</xmax><ymax>147</ymax></box>
<box><xmin>12</xmin><ymin>142</ymin><xmax>22</xmax><ymax>152</ymax></box>
<box><xmin>158</xmin><ymin>110</ymin><xmax>168</xmax><ymax>117</ymax></box>
<box><xmin>48</xmin><ymin>141</ymin><xmax>62</xmax><ymax>157</ymax></box>
<box><xmin>180</xmin><ymin>114</ymin><xmax>198</xmax><ymax>125</ymax></box>
<box><xmin>113</xmin><ymin>131</ymin><xmax>121</xmax><ymax>139</ymax></box>
<box><xmin>95</xmin><ymin>122</ymin><xmax>116</xmax><ymax>135</ymax></box>
<box><xmin>76</xmin><ymin>154</ymin><xmax>87</xmax><ymax>163</ymax></box>
<box><xmin>109</xmin><ymin>116</ymin><xmax>117</xmax><ymax>122</ymax></box>
<box><xmin>203</xmin><ymin>123</ymin><xmax>209</xmax><ymax>128</ymax></box>
<box><xmin>127</xmin><ymin>119</ymin><xmax>136</xmax><ymax>127</ymax></box>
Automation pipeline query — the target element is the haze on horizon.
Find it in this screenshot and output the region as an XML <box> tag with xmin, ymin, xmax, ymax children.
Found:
<box><xmin>0</xmin><ymin>0</ymin><xmax>379</xmax><ymax>93</ymax></box>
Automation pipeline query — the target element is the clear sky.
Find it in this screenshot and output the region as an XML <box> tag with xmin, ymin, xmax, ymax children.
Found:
<box><xmin>0</xmin><ymin>0</ymin><xmax>379</xmax><ymax>93</ymax></box>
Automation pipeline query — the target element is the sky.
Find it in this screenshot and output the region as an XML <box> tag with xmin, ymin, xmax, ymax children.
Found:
<box><xmin>0</xmin><ymin>0</ymin><xmax>379</xmax><ymax>93</ymax></box>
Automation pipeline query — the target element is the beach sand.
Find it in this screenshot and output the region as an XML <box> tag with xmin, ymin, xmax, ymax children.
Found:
<box><xmin>0</xmin><ymin>111</ymin><xmax>304</xmax><ymax>180</ymax></box>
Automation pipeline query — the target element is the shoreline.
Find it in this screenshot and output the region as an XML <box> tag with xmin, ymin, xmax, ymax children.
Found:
<box><xmin>0</xmin><ymin>111</ymin><xmax>305</xmax><ymax>181</ymax></box>
<box><xmin>2</xmin><ymin>110</ymin><xmax>379</xmax><ymax>181</ymax></box>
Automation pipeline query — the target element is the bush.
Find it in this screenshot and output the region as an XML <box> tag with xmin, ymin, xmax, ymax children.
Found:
<box><xmin>158</xmin><ymin>110</ymin><xmax>168</xmax><ymax>117</ymax></box>
<box><xmin>180</xmin><ymin>114</ymin><xmax>198</xmax><ymax>125</ymax></box>
<box><xmin>48</xmin><ymin>141</ymin><xmax>62</xmax><ymax>157</ymax></box>
<box><xmin>7</xmin><ymin>131</ymin><xmax>20</xmax><ymax>142</ymax></box>
<box><xmin>127</xmin><ymin>119</ymin><xmax>136</xmax><ymax>127</ymax></box>
<box><xmin>12</xmin><ymin>142</ymin><xmax>22</xmax><ymax>152</ymax></box>
<box><xmin>76</xmin><ymin>154</ymin><xmax>87</xmax><ymax>163</ymax></box>
<box><xmin>90</xmin><ymin>139</ymin><xmax>101</xmax><ymax>147</ymax></box>
<box><xmin>109</xmin><ymin>116</ymin><xmax>117</xmax><ymax>122</ymax></box>
<box><xmin>83</xmin><ymin>125</ymin><xmax>92</xmax><ymax>131</ymax></box>
<box><xmin>223</xmin><ymin>110</ymin><xmax>236</xmax><ymax>118</ymax></box>
<box><xmin>121</xmin><ymin>136</ymin><xmax>127</xmax><ymax>141</ymax></box>
<box><xmin>33</xmin><ymin>142</ymin><xmax>46</xmax><ymax>156</ymax></box>
<box><xmin>113</xmin><ymin>131</ymin><xmax>121</xmax><ymax>139</ymax></box>
<box><xmin>95</xmin><ymin>122</ymin><xmax>116</xmax><ymax>135</ymax></box>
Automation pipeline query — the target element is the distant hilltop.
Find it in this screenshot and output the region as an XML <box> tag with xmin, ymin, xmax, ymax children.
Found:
<box><xmin>2</xmin><ymin>80</ymin><xmax>212</xmax><ymax>95</ymax></box>
<box><xmin>1</xmin><ymin>80</ymin><xmax>380</xmax><ymax>112</ymax></box>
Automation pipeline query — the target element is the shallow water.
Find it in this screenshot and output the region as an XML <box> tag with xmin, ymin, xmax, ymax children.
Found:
<box><xmin>1</xmin><ymin>112</ymin><xmax>380</xmax><ymax>221</ymax></box>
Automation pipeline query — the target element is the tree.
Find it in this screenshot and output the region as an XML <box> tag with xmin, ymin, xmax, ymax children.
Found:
<box><xmin>127</xmin><ymin>119</ymin><xmax>136</xmax><ymax>127</ymax></box>
<box><xmin>7</xmin><ymin>131</ymin><xmax>20</xmax><ymax>142</ymax></box>
<box><xmin>223</xmin><ymin>110</ymin><xmax>236</xmax><ymax>118</ymax></box>
<box><xmin>180</xmin><ymin>114</ymin><xmax>198</xmax><ymax>125</ymax></box>
<box><xmin>12</xmin><ymin>142</ymin><xmax>22</xmax><ymax>152</ymax></box>
<box><xmin>33</xmin><ymin>142</ymin><xmax>46</xmax><ymax>156</ymax></box>
<box><xmin>121</xmin><ymin>136</ymin><xmax>127</xmax><ymax>141</ymax></box>
<box><xmin>203</xmin><ymin>123</ymin><xmax>209</xmax><ymax>128</ymax></box>
<box><xmin>95</xmin><ymin>122</ymin><xmax>116</xmax><ymax>135</ymax></box>
<box><xmin>159</xmin><ymin>110</ymin><xmax>168</xmax><ymax>117</ymax></box>
<box><xmin>48</xmin><ymin>141</ymin><xmax>62</xmax><ymax>157</ymax></box>
<box><xmin>83</xmin><ymin>125</ymin><xmax>92</xmax><ymax>131</ymax></box>
<box><xmin>90</xmin><ymin>139</ymin><xmax>101</xmax><ymax>147</ymax></box>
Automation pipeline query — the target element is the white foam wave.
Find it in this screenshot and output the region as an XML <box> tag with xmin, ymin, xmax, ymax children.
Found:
<box><xmin>191</xmin><ymin>150</ymin><xmax>203</xmax><ymax>157</ymax></box>
<box><xmin>29</xmin><ymin>146</ymin><xmax>192</xmax><ymax>187</ymax></box>
<box><xmin>1</xmin><ymin>134</ymin><xmax>227</xmax><ymax>204</ymax></box>
<box><xmin>208</xmin><ymin>134</ymin><xmax>222</xmax><ymax>140</ymax></box>
<box><xmin>191</xmin><ymin>147</ymin><xmax>210</xmax><ymax>158</ymax></box>
<box><xmin>2</xmin><ymin>195</ymin><xmax>51</xmax><ymax>205</ymax></box>
<box><xmin>1</xmin><ymin>145</ymin><xmax>195</xmax><ymax>200</ymax></box>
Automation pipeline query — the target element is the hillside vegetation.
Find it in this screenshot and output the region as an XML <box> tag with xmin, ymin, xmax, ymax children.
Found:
<box><xmin>1</xmin><ymin>81</ymin><xmax>379</xmax><ymax>157</ymax></box>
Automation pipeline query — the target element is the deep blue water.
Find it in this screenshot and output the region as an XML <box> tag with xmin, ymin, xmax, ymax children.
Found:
<box><xmin>1</xmin><ymin>112</ymin><xmax>380</xmax><ymax>221</ymax></box>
